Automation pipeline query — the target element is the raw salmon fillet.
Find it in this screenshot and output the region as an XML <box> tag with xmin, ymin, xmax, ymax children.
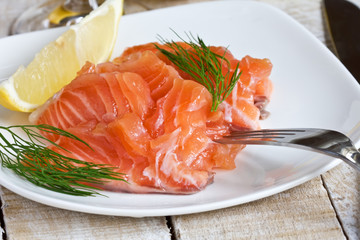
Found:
<box><xmin>31</xmin><ymin>43</ymin><xmax>273</xmax><ymax>194</ymax></box>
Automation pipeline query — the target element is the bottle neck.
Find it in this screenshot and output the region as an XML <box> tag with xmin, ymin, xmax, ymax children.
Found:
<box><xmin>63</xmin><ymin>0</ymin><xmax>105</xmax><ymax>13</ymax></box>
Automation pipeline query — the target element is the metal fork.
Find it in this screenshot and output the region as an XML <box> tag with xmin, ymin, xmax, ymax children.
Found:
<box><xmin>215</xmin><ymin>128</ymin><xmax>360</xmax><ymax>171</ymax></box>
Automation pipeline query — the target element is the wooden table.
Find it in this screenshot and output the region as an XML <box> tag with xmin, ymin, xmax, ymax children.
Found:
<box><xmin>0</xmin><ymin>0</ymin><xmax>359</xmax><ymax>239</ymax></box>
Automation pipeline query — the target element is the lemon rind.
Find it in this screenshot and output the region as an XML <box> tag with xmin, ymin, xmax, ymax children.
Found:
<box><xmin>0</xmin><ymin>75</ymin><xmax>39</xmax><ymax>112</ymax></box>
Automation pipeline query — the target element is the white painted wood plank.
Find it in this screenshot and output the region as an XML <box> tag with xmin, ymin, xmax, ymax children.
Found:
<box><xmin>171</xmin><ymin>177</ymin><xmax>345</xmax><ymax>239</ymax></box>
<box><xmin>322</xmin><ymin>163</ymin><xmax>360</xmax><ymax>240</ymax></box>
<box><xmin>1</xmin><ymin>187</ymin><xmax>170</xmax><ymax>240</ymax></box>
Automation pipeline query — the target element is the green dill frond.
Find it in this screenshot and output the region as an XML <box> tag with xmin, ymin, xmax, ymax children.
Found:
<box><xmin>0</xmin><ymin>124</ymin><xmax>126</xmax><ymax>196</ymax></box>
<box><xmin>155</xmin><ymin>31</ymin><xmax>242</xmax><ymax>111</ymax></box>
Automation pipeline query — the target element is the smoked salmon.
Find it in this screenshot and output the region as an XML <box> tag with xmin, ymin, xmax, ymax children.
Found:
<box><xmin>30</xmin><ymin>42</ymin><xmax>273</xmax><ymax>194</ymax></box>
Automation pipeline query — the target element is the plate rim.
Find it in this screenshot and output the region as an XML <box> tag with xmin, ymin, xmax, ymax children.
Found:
<box><xmin>0</xmin><ymin>0</ymin><xmax>359</xmax><ymax>217</ymax></box>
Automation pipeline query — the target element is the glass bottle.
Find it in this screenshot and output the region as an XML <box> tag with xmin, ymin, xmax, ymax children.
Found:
<box><xmin>11</xmin><ymin>0</ymin><xmax>105</xmax><ymax>35</ymax></box>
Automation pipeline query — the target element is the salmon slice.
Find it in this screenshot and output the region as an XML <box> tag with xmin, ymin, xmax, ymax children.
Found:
<box><xmin>32</xmin><ymin>42</ymin><xmax>273</xmax><ymax>194</ymax></box>
<box><xmin>115</xmin><ymin>43</ymin><xmax>273</xmax><ymax>128</ymax></box>
<box><xmin>114</xmin><ymin>50</ymin><xmax>181</xmax><ymax>101</ymax></box>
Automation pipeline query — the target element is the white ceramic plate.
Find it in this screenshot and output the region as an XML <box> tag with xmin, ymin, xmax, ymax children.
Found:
<box><xmin>0</xmin><ymin>1</ymin><xmax>360</xmax><ymax>217</ymax></box>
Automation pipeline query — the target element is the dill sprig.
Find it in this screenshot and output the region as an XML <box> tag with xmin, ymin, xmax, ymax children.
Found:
<box><xmin>0</xmin><ymin>124</ymin><xmax>126</xmax><ymax>196</ymax></box>
<box><xmin>155</xmin><ymin>31</ymin><xmax>242</xmax><ymax>111</ymax></box>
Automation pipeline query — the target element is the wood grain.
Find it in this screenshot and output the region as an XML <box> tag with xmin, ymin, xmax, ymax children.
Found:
<box><xmin>171</xmin><ymin>177</ymin><xmax>345</xmax><ymax>240</ymax></box>
<box><xmin>322</xmin><ymin>163</ymin><xmax>360</xmax><ymax>240</ymax></box>
<box><xmin>1</xmin><ymin>187</ymin><xmax>170</xmax><ymax>240</ymax></box>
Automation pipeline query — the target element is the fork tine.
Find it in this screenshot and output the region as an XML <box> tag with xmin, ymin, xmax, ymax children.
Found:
<box><xmin>224</xmin><ymin>133</ymin><xmax>285</xmax><ymax>139</ymax></box>
<box><xmin>215</xmin><ymin>128</ymin><xmax>360</xmax><ymax>172</ymax></box>
<box><xmin>234</xmin><ymin>129</ymin><xmax>305</xmax><ymax>133</ymax></box>
<box><xmin>227</xmin><ymin>132</ymin><xmax>292</xmax><ymax>137</ymax></box>
<box><xmin>225</xmin><ymin>129</ymin><xmax>305</xmax><ymax>139</ymax></box>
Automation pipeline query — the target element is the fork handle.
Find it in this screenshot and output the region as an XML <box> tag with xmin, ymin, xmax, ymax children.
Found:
<box><xmin>339</xmin><ymin>147</ymin><xmax>360</xmax><ymax>171</ymax></box>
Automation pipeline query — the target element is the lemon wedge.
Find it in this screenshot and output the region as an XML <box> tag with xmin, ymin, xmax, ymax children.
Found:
<box><xmin>0</xmin><ymin>0</ymin><xmax>123</xmax><ymax>112</ymax></box>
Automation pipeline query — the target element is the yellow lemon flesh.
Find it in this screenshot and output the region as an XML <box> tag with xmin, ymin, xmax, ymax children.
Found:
<box><xmin>0</xmin><ymin>0</ymin><xmax>123</xmax><ymax>112</ymax></box>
